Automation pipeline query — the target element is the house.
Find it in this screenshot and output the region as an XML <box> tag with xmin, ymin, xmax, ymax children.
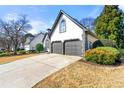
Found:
<box><xmin>24</xmin><ymin>32</ymin><xmax>51</xmax><ymax>51</ymax></box>
<box><xmin>24</xmin><ymin>34</ymin><xmax>34</xmax><ymax>51</ymax></box>
<box><xmin>29</xmin><ymin>32</ymin><xmax>45</xmax><ymax>50</ymax></box>
<box><xmin>49</xmin><ymin>10</ymin><xmax>98</xmax><ymax>56</ymax></box>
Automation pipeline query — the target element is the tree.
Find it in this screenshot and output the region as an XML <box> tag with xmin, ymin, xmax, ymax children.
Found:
<box><xmin>0</xmin><ymin>30</ymin><xmax>12</xmax><ymax>51</ymax></box>
<box><xmin>0</xmin><ymin>37</ymin><xmax>12</xmax><ymax>51</ymax></box>
<box><xmin>95</xmin><ymin>5</ymin><xmax>124</xmax><ymax>47</ymax></box>
<box><xmin>36</xmin><ymin>43</ymin><xmax>44</xmax><ymax>53</ymax></box>
<box><xmin>0</xmin><ymin>15</ymin><xmax>32</xmax><ymax>54</ymax></box>
<box><xmin>25</xmin><ymin>33</ymin><xmax>34</xmax><ymax>38</ymax></box>
<box><xmin>80</xmin><ymin>17</ymin><xmax>95</xmax><ymax>31</ymax></box>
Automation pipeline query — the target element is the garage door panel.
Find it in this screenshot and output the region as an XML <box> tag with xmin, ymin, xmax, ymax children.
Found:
<box><xmin>64</xmin><ymin>40</ymin><xmax>82</xmax><ymax>56</ymax></box>
<box><xmin>52</xmin><ymin>42</ymin><xmax>63</xmax><ymax>54</ymax></box>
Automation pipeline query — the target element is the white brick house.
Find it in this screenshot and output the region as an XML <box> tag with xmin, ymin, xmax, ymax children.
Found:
<box><xmin>49</xmin><ymin>10</ymin><xmax>98</xmax><ymax>56</ymax></box>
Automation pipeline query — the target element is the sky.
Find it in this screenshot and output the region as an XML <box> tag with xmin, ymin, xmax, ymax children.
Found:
<box><xmin>0</xmin><ymin>5</ymin><xmax>124</xmax><ymax>34</ymax></box>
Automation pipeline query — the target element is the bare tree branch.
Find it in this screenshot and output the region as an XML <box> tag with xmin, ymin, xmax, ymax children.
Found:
<box><xmin>0</xmin><ymin>15</ymin><xmax>32</xmax><ymax>54</ymax></box>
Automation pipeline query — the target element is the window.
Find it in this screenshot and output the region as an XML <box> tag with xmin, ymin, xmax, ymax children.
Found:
<box><xmin>60</xmin><ymin>19</ymin><xmax>66</xmax><ymax>33</ymax></box>
<box><xmin>88</xmin><ymin>41</ymin><xmax>92</xmax><ymax>49</ymax></box>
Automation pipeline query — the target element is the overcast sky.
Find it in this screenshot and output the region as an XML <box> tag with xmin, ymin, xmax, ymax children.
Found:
<box><xmin>0</xmin><ymin>5</ymin><xmax>124</xmax><ymax>34</ymax></box>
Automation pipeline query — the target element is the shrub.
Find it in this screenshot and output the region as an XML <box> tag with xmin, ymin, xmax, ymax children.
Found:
<box><xmin>0</xmin><ymin>51</ymin><xmax>3</xmax><ymax>54</ymax></box>
<box><xmin>119</xmin><ymin>49</ymin><xmax>124</xmax><ymax>58</ymax></box>
<box><xmin>17</xmin><ymin>50</ymin><xmax>26</xmax><ymax>55</ymax></box>
<box><xmin>85</xmin><ymin>47</ymin><xmax>120</xmax><ymax>65</ymax></box>
<box><xmin>28</xmin><ymin>50</ymin><xmax>36</xmax><ymax>53</ymax></box>
<box><xmin>93</xmin><ymin>39</ymin><xmax>118</xmax><ymax>48</ymax></box>
<box><xmin>92</xmin><ymin>40</ymin><xmax>104</xmax><ymax>48</ymax></box>
<box><xmin>17</xmin><ymin>48</ymin><xmax>25</xmax><ymax>51</ymax></box>
<box><xmin>36</xmin><ymin>43</ymin><xmax>44</xmax><ymax>53</ymax></box>
<box><xmin>0</xmin><ymin>53</ymin><xmax>10</xmax><ymax>57</ymax></box>
<box><xmin>120</xmin><ymin>43</ymin><xmax>124</xmax><ymax>48</ymax></box>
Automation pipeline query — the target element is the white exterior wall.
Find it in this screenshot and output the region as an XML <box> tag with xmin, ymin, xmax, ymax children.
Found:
<box><xmin>30</xmin><ymin>34</ymin><xmax>44</xmax><ymax>50</ymax></box>
<box><xmin>51</xmin><ymin>14</ymin><xmax>84</xmax><ymax>42</ymax></box>
<box><xmin>43</xmin><ymin>35</ymin><xmax>51</xmax><ymax>52</ymax></box>
<box><xmin>43</xmin><ymin>35</ymin><xmax>48</xmax><ymax>47</ymax></box>
<box><xmin>25</xmin><ymin>45</ymin><xmax>30</xmax><ymax>51</ymax></box>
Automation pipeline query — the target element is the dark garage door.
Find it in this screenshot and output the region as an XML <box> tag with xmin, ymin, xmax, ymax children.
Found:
<box><xmin>52</xmin><ymin>41</ymin><xmax>63</xmax><ymax>54</ymax></box>
<box><xmin>64</xmin><ymin>40</ymin><xmax>82</xmax><ymax>56</ymax></box>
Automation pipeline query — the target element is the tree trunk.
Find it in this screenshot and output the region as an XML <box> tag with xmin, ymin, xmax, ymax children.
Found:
<box><xmin>14</xmin><ymin>45</ymin><xmax>17</xmax><ymax>55</ymax></box>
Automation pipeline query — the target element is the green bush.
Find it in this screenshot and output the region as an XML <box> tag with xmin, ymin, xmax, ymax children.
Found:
<box><xmin>0</xmin><ymin>51</ymin><xmax>3</xmax><ymax>54</ymax></box>
<box><xmin>0</xmin><ymin>53</ymin><xmax>10</xmax><ymax>57</ymax></box>
<box><xmin>17</xmin><ymin>50</ymin><xmax>26</xmax><ymax>55</ymax></box>
<box><xmin>85</xmin><ymin>47</ymin><xmax>120</xmax><ymax>65</ymax></box>
<box><xmin>119</xmin><ymin>49</ymin><xmax>124</xmax><ymax>58</ymax></box>
<box><xmin>93</xmin><ymin>39</ymin><xmax>118</xmax><ymax>48</ymax></box>
<box><xmin>28</xmin><ymin>50</ymin><xmax>36</xmax><ymax>53</ymax></box>
<box><xmin>36</xmin><ymin>43</ymin><xmax>44</xmax><ymax>53</ymax></box>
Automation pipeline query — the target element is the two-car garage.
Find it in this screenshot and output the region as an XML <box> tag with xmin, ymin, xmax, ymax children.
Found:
<box><xmin>51</xmin><ymin>39</ymin><xmax>82</xmax><ymax>56</ymax></box>
<box><xmin>49</xmin><ymin>10</ymin><xmax>98</xmax><ymax>57</ymax></box>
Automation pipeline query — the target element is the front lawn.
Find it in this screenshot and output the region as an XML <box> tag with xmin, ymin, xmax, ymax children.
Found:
<box><xmin>33</xmin><ymin>60</ymin><xmax>124</xmax><ymax>88</ymax></box>
<box><xmin>0</xmin><ymin>53</ymin><xmax>38</xmax><ymax>65</ymax></box>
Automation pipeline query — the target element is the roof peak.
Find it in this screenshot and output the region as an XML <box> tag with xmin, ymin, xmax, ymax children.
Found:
<box><xmin>60</xmin><ymin>10</ymin><xmax>64</xmax><ymax>12</ymax></box>
<box><xmin>49</xmin><ymin>10</ymin><xmax>98</xmax><ymax>38</ymax></box>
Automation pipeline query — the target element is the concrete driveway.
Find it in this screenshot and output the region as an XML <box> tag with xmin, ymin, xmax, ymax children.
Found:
<box><xmin>0</xmin><ymin>53</ymin><xmax>81</xmax><ymax>88</ymax></box>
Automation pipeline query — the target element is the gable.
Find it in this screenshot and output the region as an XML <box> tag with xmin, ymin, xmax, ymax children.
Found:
<box><xmin>51</xmin><ymin>14</ymin><xmax>84</xmax><ymax>42</ymax></box>
<box><xmin>50</xmin><ymin>10</ymin><xmax>87</xmax><ymax>38</ymax></box>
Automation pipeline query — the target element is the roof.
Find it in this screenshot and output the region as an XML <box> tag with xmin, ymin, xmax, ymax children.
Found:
<box><xmin>49</xmin><ymin>10</ymin><xmax>97</xmax><ymax>38</ymax></box>
<box><xmin>29</xmin><ymin>32</ymin><xmax>45</xmax><ymax>44</ymax></box>
<box><xmin>85</xmin><ymin>31</ymin><xmax>98</xmax><ymax>39</ymax></box>
<box><xmin>25</xmin><ymin>36</ymin><xmax>34</xmax><ymax>45</ymax></box>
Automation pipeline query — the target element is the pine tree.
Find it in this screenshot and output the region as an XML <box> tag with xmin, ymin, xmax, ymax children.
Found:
<box><xmin>95</xmin><ymin>5</ymin><xmax>124</xmax><ymax>47</ymax></box>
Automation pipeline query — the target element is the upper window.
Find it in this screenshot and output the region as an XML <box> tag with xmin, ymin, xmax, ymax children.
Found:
<box><xmin>60</xmin><ymin>19</ymin><xmax>66</xmax><ymax>33</ymax></box>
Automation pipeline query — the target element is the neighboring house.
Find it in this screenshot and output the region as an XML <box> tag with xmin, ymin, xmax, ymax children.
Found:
<box><xmin>25</xmin><ymin>32</ymin><xmax>51</xmax><ymax>51</ymax></box>
<box><xmin>49</xmin><ymin>10</ymin><xmax>98</xmax><ymax>56</ymax></box>
<box><xmin>29</xmin><ymin>32</ymin><xmax>45</xmax><ymax>50</ymax></box>
<box><xmin>24</xmin><ymin>35</ymin><xmax>34</xmax><ymax>51</ymax></box>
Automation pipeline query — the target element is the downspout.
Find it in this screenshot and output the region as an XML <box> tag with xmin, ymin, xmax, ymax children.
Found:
<box><xmin>82</xmin><ymin>29</ymin><xmax>87</xmax><ymax>56</ymax></box>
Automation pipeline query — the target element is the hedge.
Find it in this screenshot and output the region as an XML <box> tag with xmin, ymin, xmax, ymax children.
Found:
<box><xmin>85</xmin><ymin>47</ymin><xmax>120</xmax><ymax>65</ymax></box>
<box><xmin>92</xmin><ymin>39</ymin><xmax>118</xmax><ymax>48</ymax></box>
<box><xmin>17</xmin><ymin>50</ymin><xmax>26</xmax><ymax>55</ymax></box>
